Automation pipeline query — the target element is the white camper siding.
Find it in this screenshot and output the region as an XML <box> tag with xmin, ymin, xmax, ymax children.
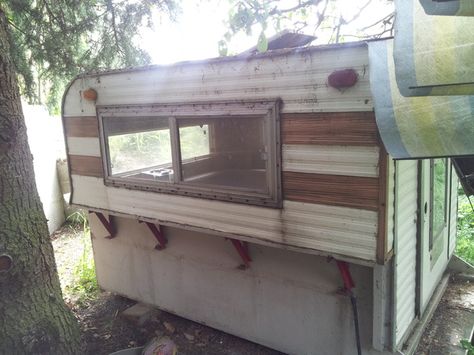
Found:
<box><xmin>66</xmin><ymin>137</ymin><xmax>100</xmax><ymax>157</ymax></box>
<box><xmin>63</xmin><ymin>43</ymin><xmax>390</xmax><ymax>264</ymax></box>
<box><xmin>73</xmin><ymin>175</ymin><xmax>378</xmax><ymax>261</ymax></box>
<box><xmin>449</xmin><ymin>164</ymin><xmax>458</xmax><ymax>256</ymax></box>
<box><xmin>283</xmin><ymin>145</ymin><xmax>379</xmax><ymax>177</ymax></box>
<box><xmin>63</xmin><ymin>45</ymin><xmax>372</xmax><ymax>117</ymax></box>
<box><xmin>393</xmin><ymin>160</ymin><xmax>418</xmax><ymax>346</ymax></box>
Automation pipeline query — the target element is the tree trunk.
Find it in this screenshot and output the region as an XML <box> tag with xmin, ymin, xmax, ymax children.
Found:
<box><xmin>0</xmin><ymin>10</ymin><xmax>80</xmax><ymax>355</ymax></box>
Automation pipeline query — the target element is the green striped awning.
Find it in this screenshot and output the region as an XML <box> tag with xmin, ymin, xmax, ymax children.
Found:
<box><xmin>394</xmin><ymin>0</ymin><xmax>474</xmax><ymax>96</ymax></box>
<box><xmin>369</xmin><ymin>39</ymin><xmax>474</xmax><ymax>159</ymax></box>
<box><xmin>420</xmin><ymin>0</ymin><xmax>474</xmax><ymax>16</ymax></box>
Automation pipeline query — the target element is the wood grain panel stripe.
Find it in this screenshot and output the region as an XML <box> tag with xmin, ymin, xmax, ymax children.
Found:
<box><xmin>282</xmin><ymin>112</ymin><xmax>378</xmax><ymax>146</ymax></box>
<box><xmin>283</xmin><ymin>171</ymin><xmax>379</xmax><ymax>211</ymax></box>
<box><xmin>69</xmin><ymin>155</ymin><xmax>104</xmax><ymax>178</ymax></box>
<box><xmin>64</xmin><ymin>116</ymin><xmax>99</xmax><ymax>137</ymax></box>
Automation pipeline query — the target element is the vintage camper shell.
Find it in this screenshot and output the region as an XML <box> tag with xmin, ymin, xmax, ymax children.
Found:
<box><xmin>62</xmin><ymin>39</ymin><xmax>459</xmax><ymax>354</ymax></box>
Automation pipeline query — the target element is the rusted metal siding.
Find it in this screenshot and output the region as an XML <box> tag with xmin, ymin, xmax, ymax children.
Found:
<box><xmin>393</xmin><ymin>160</ymin><xmax>418</xmax><ymax>346</ymax></box>
<box><xmin>68</xmin><ymin>155</ymin><xmax>103</xmax><ymax>178</ymax></box>
<box><xmin>73</xmin><ymin>175</ymin><xmax>378</xmax><ymax>261</ymax></box>
<box><xmin>62</xmin><ymin>43</ymin><xmax>387</xmax><ymax>263</ymax></box>
<box><xmin>63</xmin><ymin>116</ymin><xmax>99</xmax><ymax>137</ymax></box>
<box><xmin>282</xmin><ymin>112</ymin><xmax>379</xmax><ymax>146</ymax></box>
<box><xmin>63</xmin><ymin>45</ymin><xmax>371</xmax><ymax>117</ymax></box>
<box><xmin>283</xmin><ymin>171</ymin><xmax>379</xmax><ymax>210</ymax></box>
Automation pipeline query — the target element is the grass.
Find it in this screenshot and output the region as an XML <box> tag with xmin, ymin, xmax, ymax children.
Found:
<box><xmin>456</xmin><ymin>190</ymin><xmax>474</xmax><ymax>265</ymax></box>
<box><xmin>461</xmin><ymin>339</ymin><xmax>474</xmax><ymax>355</ymax></box>
<box><xmin>64</xmin><ymin>210</ymin><xmax>99</xmax><ymax>306</ymax></box>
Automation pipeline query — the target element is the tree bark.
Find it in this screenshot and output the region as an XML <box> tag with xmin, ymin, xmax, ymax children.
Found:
<box><xmin>0</xmin><ymin>10</ymin><xmax>80</xmax><ymax>355</ymax></box>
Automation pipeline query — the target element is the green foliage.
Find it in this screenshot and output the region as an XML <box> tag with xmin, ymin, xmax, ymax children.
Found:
<box><xmin>107</xmin><ymin>124</ymin><xmax>210</xmax><ymax>174</ymax></box>
<box><xmin>456</xmin><ymin>191</ymin><xmax>474</xmax><ymax>265</ymax></box>
<box><xmin>432</xmin><ymin>159</ymin><xmax>447</xmax><ymax>237</ymax></box>
<box><xmin>461</xmin><ymin>339</ymin><xmax>474</xmax><ymax>355</ymax></box>
<box><xmin>70</xmin><ymin>232</ymin><xmax>99</xmax><ymax>306</ymax></box>
<box><xmin>1</xmin><ymin>0</ymin><xmax>179</xmax><ymax>111</ymax></box>
<box><xmin>109</xmin><ymin>129</ymin><xmax>172</xmax><ymax>174</ymax></box>
<box><xmin>66</xmin><ymin>209</ymin><xmax>89</xmax><ymax>228</ymax></box>
<box><xmin>65</xmin><ymin>210</ymin><xmax>99</xmax><ymax>305</ymax></box>
<box><xmin>179</xmin><ymin>124</ymin><xmax>209</xmax><ymax>160</ymax></box>
<box><xmin>221</xmin><ymin>0</ymin><xmax>394</xmax><ymax>53</ymax></box>
<box><xmin>257</xmin><ymin>30</ymin><xmax>268</xmax><ymax>52</ymax></box>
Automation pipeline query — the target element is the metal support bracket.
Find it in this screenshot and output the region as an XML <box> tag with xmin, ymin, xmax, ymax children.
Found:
<box><xmin>335</xmin><ymin>260</ymin><xmax>355</xmax><ymax>293</ymax></box>
<box><xmin>93</xmin><ymin>211</ymin><xmax>116</xmax><ymax>239</ymax></box>
<box><xmin>143</xmin><ymin>222</ymin><xmax>168</xmax><ymax>250</ymax></box>
<box><xmin>228</xmin><ymin>238</ymin><xmax>252</xmax><ymax>268</ymax></box>
<box><xmin>333</xmin><ymin>259</ymin><xmax>362</xmax><ymax>355</ymax></box>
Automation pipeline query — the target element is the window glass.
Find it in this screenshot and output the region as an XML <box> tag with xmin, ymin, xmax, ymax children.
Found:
<box><xmin>432</xmin><ymin>158</ymin><xmax>447</xmax><ymax>238</ymax></box>
<box><xmin>179</xmin><ymin>124</ymin><xmax>210</xmax><ymax>160</ymax></box>
<box><xmin>429</xmin><ymin>158</ymin><xmax>447</xmax><ymax>266</ymax></box>
<box><xmin>105</xmin><ymin>117</ymin><xmax>173</xmax><ymax>182</ymax></box>
<box><xmin>178</xmin><ymin>116</ymin><xmax>268</xmax><ymax>193</ymax></box>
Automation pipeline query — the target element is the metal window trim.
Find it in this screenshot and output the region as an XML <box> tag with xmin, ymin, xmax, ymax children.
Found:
<box><xmin>97</xmin><ymin>99</ymin><xmax>282</xmax><ymax>208</ymax></box>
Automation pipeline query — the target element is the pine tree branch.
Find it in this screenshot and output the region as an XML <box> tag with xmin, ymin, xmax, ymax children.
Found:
<box><xmin>107</xmin><ymin>0</ymin><xmax>125</xmax><ymax>57</ymax></box>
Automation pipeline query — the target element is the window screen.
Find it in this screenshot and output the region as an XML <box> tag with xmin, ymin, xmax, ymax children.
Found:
<box><xmin>178</xmin><ymin>117</ymin><xmax>268</xmax><ymax>193</ymax></box>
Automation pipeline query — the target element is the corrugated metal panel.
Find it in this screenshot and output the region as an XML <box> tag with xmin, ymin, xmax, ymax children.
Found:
<box><xmin>386</xmin><ymin>158</ymin><xmax>395</xmax><ymax>254</ymax></box>
<box><xmin>64</xmin><ymin>45</ymin><xmax>371</xmax><ymax>117</ymax></box>
<box><xmin>394</xmin><ymin>160</ymin><xmax>418</xmax><ymax>346</ymax></box>
<box><xmin>66</xmin><ymin>138</ymin><xmax>380</xmax><ymax>178</ymax></box>
<box><xmin>449</xmin><ymin>163</ymin><xmax>459</xmax><ymax>255</ymax></box>
<box><xmin>282</xmin><ymin>145</ymin><xmax>379</xmax><ymax>177</ymax></box>
<box><xmin>72</xmin><ymin>174</ymin><xmax>378</xmax><ymax>261</ymax></box>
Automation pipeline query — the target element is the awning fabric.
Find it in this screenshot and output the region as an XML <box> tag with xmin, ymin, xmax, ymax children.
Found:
<box><xmin>394</xmin><ymin>0</ymin><xmax>474</xmax><ymax>96</ymax></box>
<box><xmin>369</xmin><ymin>39</ymin><xmax>474</xmax><ymax>159</ymax></box>
<box><xmin>420</xmin><ymin>0</ymin><xmax>474</xmax><ymax>16</ymax></box>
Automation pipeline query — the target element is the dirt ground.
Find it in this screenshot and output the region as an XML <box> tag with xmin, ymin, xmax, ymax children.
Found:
<box><xmin>415</xmin><ymin>276</ymin><xmax>474</xmax><ymax>355</ymax></box>
<box><xmin>52</xmin><ymin>224</ymin><xmax>473</xmax><ymax>355</ymax></box>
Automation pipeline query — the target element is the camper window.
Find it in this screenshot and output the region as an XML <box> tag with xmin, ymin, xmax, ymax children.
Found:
<box><xmin>429</xmin><ymin>158</ymin><xmax>448</xmax><ymax>264</ymax></box>
<box><xmin>98</xmin><ymin>100</ymin><xmax>281</xmax><ymax>207</ymax></box>
<box><xmin>103</xmin><ymin>116</ymin><xmax>173</xmax><ymax>182</ymax></box>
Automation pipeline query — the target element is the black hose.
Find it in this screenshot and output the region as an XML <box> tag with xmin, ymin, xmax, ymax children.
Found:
<box><xmin>350</xmin><ymin>293</ymin><xmax>362</xmax><ymax>355</ymax></box>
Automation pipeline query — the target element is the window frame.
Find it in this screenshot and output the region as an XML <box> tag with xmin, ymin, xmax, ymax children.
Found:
<box><xmin>97</xmin><ymin>99</ymin><xmax>282</xmax><ymax>208</ymax></box>
<box><xmin>428</xmin><ymin>158</ymin><xmax>448</xmax><ymax>265</ymax></box>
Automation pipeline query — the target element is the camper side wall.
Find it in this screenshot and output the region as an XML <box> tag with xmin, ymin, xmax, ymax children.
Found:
<box><xmin>63</xmin><ymin>44</ymin><xmax>389</xmax><ymax>264</ymax></box>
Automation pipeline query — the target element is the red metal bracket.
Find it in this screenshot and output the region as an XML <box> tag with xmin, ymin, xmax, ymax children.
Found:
<box><xmin>333</xmin><ymin>259</ymin><xmax>362</xmax><ymax>355</ymax></box>
<box><xmin>335</xmin><ymin>260</ymin><xmax>355</xmax><ymax>293</ymax></box>
<box><xmin>228</xmin><ymin>238</ymin><xmax>252</xmax><ymax>268</ymax></box>
<box><xmin>144</xmin><ymin>222</ymin><xmax>168</xmax><ymax>250</ymax></box>
<box><xmin>93</xmin><ymin>212</ymin><xmax>116</xmax><ymax>239</ymax></box>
